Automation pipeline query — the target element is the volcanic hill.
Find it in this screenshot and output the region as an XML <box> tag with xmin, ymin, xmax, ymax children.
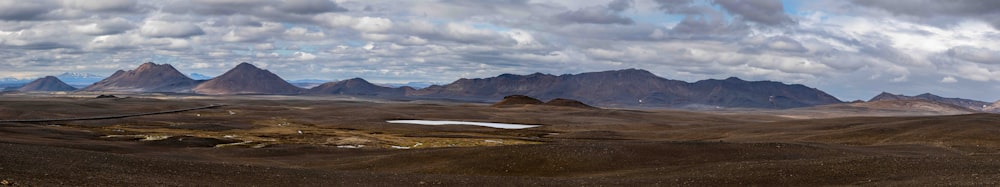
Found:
<box><xmin>308</xmin><ymin>78</ymin><xmax>409</xmax><ymax>97</ymax></box>
<box><xmin>80</xmin><ymin>62</ymin><xmax>198</xmax><ymax>92</ymax></box>
<box><xmin>491</xmin><ymin>95</ymin><xmax>544</xmax><ymax>107</ymax></box>
<box><xmin>192</xmin><ymin>62</ymin><xmax>302</xmax><ymax>95</ymax></box>
<box><xmin>17</xmin><ymin>76</ymin><xmax>77</xmax><ymax>92</ymax></box>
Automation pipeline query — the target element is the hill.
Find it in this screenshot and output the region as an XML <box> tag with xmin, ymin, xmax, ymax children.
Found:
<box><xmin>308</xmin><ymin>78</ymin><xmax>408</xmax><ymax>96</ymax></box>
<box><xmin>79</xmin><ymin>62</ymin><xmax>198</xmax><ymax>92</ymax></box>
<box><xmin>868</xmin><ymin>92</ymin><xmax>989</xmax><ymax>111</ymax></box>
<box><xmin>192</xmin><ymin>63</ymin><xmax>302</xmax><ymax>95</ymax></box>
<box><xmin>17</xmin><ymin>76</ymin><xmax>76</xmax><ymax>92</ymax></box>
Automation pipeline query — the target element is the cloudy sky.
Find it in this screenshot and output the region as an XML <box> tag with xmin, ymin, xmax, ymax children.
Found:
<box><xmin>2</xmin><ymin>0</ymin><xmax>999</xmax><ymax>101</ymax></box>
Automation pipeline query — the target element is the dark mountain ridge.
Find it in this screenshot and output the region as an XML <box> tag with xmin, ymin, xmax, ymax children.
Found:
<box><xmin>409</xmin><ymin>69</ymin><xmax>842</xmax><ymax>109</ymax></box>
<box><xmin>80</xmin><ymin>62</ymin><xmax>198</xmax><ymax>92</ymax></box>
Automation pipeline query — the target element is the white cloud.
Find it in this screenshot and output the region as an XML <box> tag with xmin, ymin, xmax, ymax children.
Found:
<box><xmin>352</xmin><ymin>16</ymin><xmax>393</xmax><ymax>33</ymax></box>
<box><xmin>941</xmin><ymin>76</ymin><xmax>958</xmax><ymax>83</ymax></box>
<box><xmin>140</xmin><ymin>20</ymin><xmax>205</xmax><ymax>38</ymax></box>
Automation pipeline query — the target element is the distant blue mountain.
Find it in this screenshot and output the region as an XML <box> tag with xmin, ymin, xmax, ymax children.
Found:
<box><xmin>382</xmin><ymin>82</ymin><xmax>438</xmax><ymax>89</ymax></box>
<box><xmin>188</xmin><ymin>73</ymin><xmax>213</xmax><ymax>80</ymax></box>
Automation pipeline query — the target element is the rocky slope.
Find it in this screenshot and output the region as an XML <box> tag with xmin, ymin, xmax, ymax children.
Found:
<box><xmin>308</xmin><ymin>78</ymin><xmax>409</xmax><ymax>97</ymax></box>
<box><xmin>17</xmin><ymin>76</ymin><xmax>77</xmax><ymax>92</ymax></box>
<box><xmin>410</xmin><ymin>69</ymin><xmax>841</xmax><ymax>109</ymax></box>
<box><xmin>80</xmin><ymin>62</ymin><xmax>198</xmax><ymax>92</ymax></box>
<box><xmin>192</xmin><ymin>63</ymin><xmax>302</xmax><ymax>95</ymax></box>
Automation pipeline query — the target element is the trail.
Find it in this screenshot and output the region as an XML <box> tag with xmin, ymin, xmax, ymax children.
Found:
<box><xmin>0</xmin><ymin>105</ymin><xmax>224</xmax><ymax>123</ymax></box>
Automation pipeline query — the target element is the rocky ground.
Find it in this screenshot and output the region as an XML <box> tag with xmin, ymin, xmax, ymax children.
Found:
<box><xmin>1</xmin><ymin>95</ymin><xmax>999</xmax><ymax>186</ymax></box>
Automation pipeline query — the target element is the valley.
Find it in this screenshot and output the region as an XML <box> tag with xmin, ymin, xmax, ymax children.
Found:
<box><xmin>1</xmin><ymin>94</ymin><xmax>999</xmax><ymax>186</ymax></box>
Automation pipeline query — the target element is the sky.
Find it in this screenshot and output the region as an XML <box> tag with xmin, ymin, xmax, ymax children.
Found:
<box><xmin>1</xmin><ymin>0</ymin><xmax>1000</xmax><ymax>101</ymax></box>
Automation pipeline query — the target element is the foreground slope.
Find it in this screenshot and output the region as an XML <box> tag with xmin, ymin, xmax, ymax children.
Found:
<box><xmin>192</xmin><ymin>62</ymin><xmax>302</xmax><ymax>95</ymax></box>
<box><xmin>17</xmin><ymin>76</ymin><xmax>76</xmax><ymax>92</ymax></box>
<box><xmin>2</xmin><ymin>96</ymin><xmax>1000</xmax><ymax>185</ymax></box>
<box><xmin>80</xmin><ymin>62</ymin><xmax>198</xmax><ymax>92</ymax></box>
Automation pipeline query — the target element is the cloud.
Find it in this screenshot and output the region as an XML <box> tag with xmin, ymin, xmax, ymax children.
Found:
<box><xmin>713</xmin><ymin>0</ymin><xmax>794</xmax><ymax>26</ymax></box>
<box><xmin>75</xmin><ymin>17</ymin><xmax>136</xmax><ymax>35</ymax></box>
<box><xmin>140</xmin><ymin>20</ymin><xmax>205</xmax><ymax>38</ymax></box>
<box><xmin>61</xmin><ymin>0</ymin><xmax>139</xmax><ymax>12</ymax></box>
<box><xmin>947</xmin><ymin>46</ymin><xmax>1000</xmax><ymax>64</ymax></box>
<box><xmin>553</xmin><ymin>0</ymin><xmax>634</xmax><ymax>25</ymax></box>
<box><xmin>941</xmin><ymin>76</ymin><xmax>958</xmax><ymax>83</ymax></box>
<box><xmin>0</xmin><ymin>0</ymin><xmax>56</xmax><ymax>20</ymax></box>
<box><xmin>278</xmin><ymin>0</ymin><xmax>348</xmax><ymax>14</ymax></box>
<box><xmin>852</xmin><ymin>0</ymin><xmax>1000</xmax><ymax>29</ymax></box>
<box><xmin>4</xmin><ymin>0</ymin><xmax>1000</xmax><ymax>101</ymax></box>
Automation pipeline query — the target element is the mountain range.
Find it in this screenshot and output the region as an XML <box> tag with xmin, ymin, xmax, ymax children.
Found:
<box><xmin>40</xmin><ymin>63</ymin><xmax>845</xmax><ymax>109</ymax></box>
<box><xmin>407</xmin><ymin>69</ymin><xmax>842</xmax><ymax>108</ymax></box>
<box><xmin>44</xmin><ymin>62</ymin><xmax>1000</xmax><ymax>110</ymax></box>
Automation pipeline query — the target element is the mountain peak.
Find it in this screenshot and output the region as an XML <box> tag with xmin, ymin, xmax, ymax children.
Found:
<box><xmin>193</xmin><ymin>62</ymin><xmax>301</xmax><ymax>95</ymax></box>
<box><xmin>233</xmin><ymin>62</ymin><xmax>260</xmax><ymax>70</ymax></box>
<box><xmin>18</xmin><ymin>76</ymin><xmax>76</xmax><ymax>92</ymax></box>
<box><xmin>81</xmin><ymin>62</ymin><xmax>196</xmax><ymax>92</ymax></box>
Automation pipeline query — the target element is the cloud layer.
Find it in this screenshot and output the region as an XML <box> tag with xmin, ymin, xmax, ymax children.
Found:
<box><xmin>1</xmin><ymin>0</ymin><xmax>1000</xmax><ymax>101</ymax></box>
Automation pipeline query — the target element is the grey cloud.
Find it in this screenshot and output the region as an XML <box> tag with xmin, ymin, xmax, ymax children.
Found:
<box><xmin>554</xmin><ymin>0</ymin><xmax>634</xmax><ymax>25</ymax></box>
<box><xmin>62</xmin><ymin>0</ymin><xmax>139</xmax><ymax>12</ymax></box>
<box><xmin>4</xmin><ymin>41</ymin><xmax>75</xmax><ymax>50</ymax></box>
<box><xmin>77</xmin><ymin>18</ymin><xmax>136</xmax><ymax>35</ymax></box>
<box><xmin>852</xmin><ymin>0</ymin><xmax>1000</xmax><ymax>29</ymax></box>
<box><xmin>0</xmin><ymin>1</ymin><xmax>56</xmax><ymax>20</ymax></box>
<box><xmin>713</xmin><ymin>0</ymin><xmax>794</xmax><ymax>26</ymax></box>
<box><xmin>278</xmin><ymin>0</ymin><xmax>348</xmax><ymax>14</ymax></box>
<box><xmin>554</xmin><ymin>6</ymin><xmax>634</xmax><ymax>25</ymax></box>
<box><xmin>763</xmin><ymin>36</ymin><xmax>808</xmax><ymax>52</ymax></box>
<box><xmin>140</xmin><ymin>20</ymin><xmax>205</xmax><ymax>38</ymax></box>
<box><xmin>947</xmin><ymin>46</ymin><xmax>1000</xmax><ymax>64</ymax></box>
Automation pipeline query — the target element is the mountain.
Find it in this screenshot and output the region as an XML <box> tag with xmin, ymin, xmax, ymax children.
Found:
<box><xmin>491</xmin><ymin>95</ymin><xmax>544</xmax><ymax>107</ymax></box>
<box><xmin>308</xmin><ymin>78</ymin><xmax>409</xmax><ymax>96</ymax></box>
<box><xmin>17</xmin><ymin>76</ymin><xmax>76</xmax><ymax>92</ymax></box>
<box><xmin>410</xmin><ymin>69</ymin><xmax>842</xmax><ymax>109</ymax></box>
<box><xmin>80</xmin><ymin>62</ymin><xmax>199</xmax><ymax>92</ymax></box>
<box><xmin>55</xmin><ymin>72</ymin><xmax>105</xmax><ymax>85</ymax></box>
<box><xmin>188</xmin><ymin>73</ymin><xmax>213</xmax><ymax>80</ymax></box>
<box><xmin>868</xmin><ymin>92</ymin><xmax>989</xmax><ymax>111</ymax></box>
<box><xmin>192</xmin><ymin>62</ymin><xmax>303</xmax><ymax>95</ymax></box>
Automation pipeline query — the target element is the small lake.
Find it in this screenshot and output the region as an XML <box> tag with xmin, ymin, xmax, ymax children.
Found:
<box><xmin>386</xmin><ymin>120</ymin><xmax>540</xmax><ymax>129</ymax></box>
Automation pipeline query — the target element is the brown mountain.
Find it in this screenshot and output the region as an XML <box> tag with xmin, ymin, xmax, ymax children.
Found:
<box><xmin>193</xmin><ymin>62</ymin><xmax>302</xmax><ymax>95</ymax></box>
<box><xmin>80</xmin><ymin>62</ymin><xmax>198</xmax><ymax>92</ymax></box>
<box><xmin>491</xmin><ymin>95</ymin><xmax>544</xmax><ymax>107</ymax></box>
<box><xmin>308</xmin><ymin>78</ymin><xmax>409</xmax><ymax>97</ymax></box>
<box><xmin>544</xmin><ymin>98</ymin><xmax>596</xmax><ymax>109</ymax></box>
<box><xmin>868</xmin><ymin>92</ymin><xmax>989</xmax><ymax>111</ymax></box>
<box><xmin>17</xmin><ymin>76</ymin><xmax>76</xmax><ymax>92</ymax></box>
<box><xmin>410</xmin><ymin>69</ymin><xmax>841</xmax><ymax>109</ymax></box>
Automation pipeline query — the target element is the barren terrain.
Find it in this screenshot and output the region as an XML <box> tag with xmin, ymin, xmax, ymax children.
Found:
<box><xmin>1</xmin><ymin>94</ymin><xmax>999</xmax><ymax>186</ymax></box>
